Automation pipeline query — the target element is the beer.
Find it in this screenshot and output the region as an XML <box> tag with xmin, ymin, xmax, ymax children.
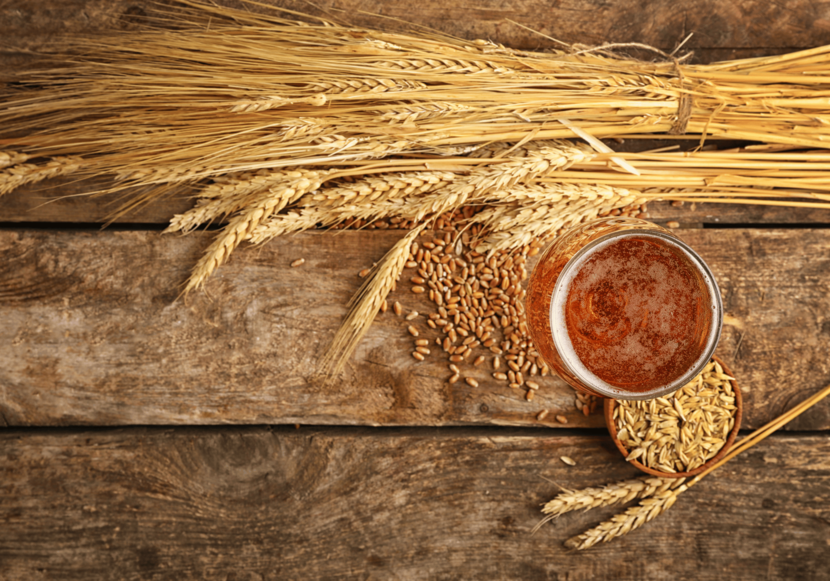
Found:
<box><xmin>527</xmin><ymin>218</ymin><xmax>722</xmax><ymax>400</ymax></box>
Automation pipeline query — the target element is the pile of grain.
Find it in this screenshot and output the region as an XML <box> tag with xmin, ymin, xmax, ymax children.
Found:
<box><xmin>378</xmin><ymin>201</ymin><xmax>645</xmax><ymax>414</ymax></box>
<box><xmin>612</xmin><ymin>359</ymin><xmax>738</xmax><ymax>473</ymax></box>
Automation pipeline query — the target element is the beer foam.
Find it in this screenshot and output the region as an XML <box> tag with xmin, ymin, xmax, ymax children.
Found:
<box><xmin>549</xmin><ymin>231</ymin><xmax>722</xmax><ymax>399</ymax></box>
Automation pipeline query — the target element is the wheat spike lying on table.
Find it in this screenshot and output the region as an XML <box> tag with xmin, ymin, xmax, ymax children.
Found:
<box><xmin>184</xmin><ymin>169</ymin><xmax>332</xmax><ymax>293</ymax></box>
<box><xmin>532</xmin><ymin>476</ymin><xmax>684</xmax><ymax>533</ymax></box>
<box><xmin>547</xmin><ymin>381</ymin><xmax>830</xmax><ymax>551</ymax></box>
<box><xmin>564</xmin><ymin>486</ymin><xmax>688</xmax><ymax>550</ymax></box>
<box><xmin>320</xmin><ymin>224</ymin><xmax>427</xmax><ymax>376</ymax></box>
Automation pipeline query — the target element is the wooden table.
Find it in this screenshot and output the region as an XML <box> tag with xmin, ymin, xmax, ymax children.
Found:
<box><xmin>2</xmin><ymin>1</ymin><xmax>830</xmax><ymax>579</ymax></box>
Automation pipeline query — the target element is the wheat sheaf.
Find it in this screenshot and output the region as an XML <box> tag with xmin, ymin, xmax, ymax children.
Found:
<box><xmin>4</xmin><ymin>0</ymin><xmax>830</xmax><ymax>372</ymax></box>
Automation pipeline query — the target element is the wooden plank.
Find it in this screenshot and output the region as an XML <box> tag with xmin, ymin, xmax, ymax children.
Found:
<box><xmin>1</xmin><ymin>427</ymin><xmax>828</xmax><ymax>580</ymax></box>
<box><xmin>6</xmin><ymin>186</ymin><xmax>830</xmax><ymax>227</ymax></box>
<box><xmin>0</xmin><ymin>228</ymin><xmax>593</xmax><ymax>428</ymax></box>
<box><xmin>0</xmin><ymin>182</ymin><xmax>194</xmax><ymax>225</ymax></box>
<box><xmin>4</xmin><ymin>3</ymin><xmax>830</xmax><ymax>227</ymax></box>
<box><xmin>646</xmin><ymin>200</ymin><xmax>830</xmax><ymax>227</ymax></box>
<box><xmin>5</xmin><ymin>184</ymin><xmax>830</xmax><ymax>226</ymax></box>
<box><xmin>3</xmin><ymin>0</ymin><xmax>830</xmax><ymax>54</ymax></box>
<box><xmin>1</xmin><ymin>228</ymin><xmax>828</xmax><ymax>429</ymax></box>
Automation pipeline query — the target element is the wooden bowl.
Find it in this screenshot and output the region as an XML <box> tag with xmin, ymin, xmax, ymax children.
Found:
<box><xmin>603</xmin><ymin>355</ymin><xmax>742</xmax><ymax>478</ymax></box>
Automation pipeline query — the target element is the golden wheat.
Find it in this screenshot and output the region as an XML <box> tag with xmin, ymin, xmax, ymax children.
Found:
<box><xmin>533</xmin><ymin>476</ymin><xmax>684</xmax><ymax>533</ymax></box>
<box><xmin>184</xmin><ymin>169</ymin><xmax>330</xmax><ymax>292</ymax></box>
<box><xmin>320</xmin><ymin>224</ymin><xmax>427</xmax><ymax>376</ymax></box>
<box><xmin>7</xmin><ymin>1</ymin><xmax>830</xmax><ymax>195</ymax></box>
<box><xmin>0</xmin><ymin>151</ymin><xmax>29</xmax><ymax>170</ymax></box>
<box><xmin>564</xmin><ymin>486</ymin><xmax>687</xmax><ymax>550</ymax></box>
<box><xmin>0</xmin><ymin>156</ymin><xmax>84</xmax><ymax>195</ymax></box>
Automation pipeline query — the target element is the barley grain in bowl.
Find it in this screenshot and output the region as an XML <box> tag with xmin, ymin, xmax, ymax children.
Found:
<box><xmin>604</xmin><ymin>356</ymin><xmax>742</xmax><ymax>478</ymax></box>
<box><xmin>526</xmin><ymin>217</ymin><xmax>723</xmax><ymax>401</ymax></box>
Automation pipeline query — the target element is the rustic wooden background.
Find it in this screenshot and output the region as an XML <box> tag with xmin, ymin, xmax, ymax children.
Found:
<box><xmin>2</xmin><ymin>1</ymin><xmax>829</xmax><ymax>579</ymax></box>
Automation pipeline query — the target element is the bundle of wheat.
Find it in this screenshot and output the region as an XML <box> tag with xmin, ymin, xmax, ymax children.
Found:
<box><xmin>4</xmin><ymin>0</ymin><xmax>830</xmax><ymax>372</ymax></box>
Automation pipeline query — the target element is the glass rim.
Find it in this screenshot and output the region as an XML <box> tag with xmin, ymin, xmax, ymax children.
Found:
<box><xmin>550</xmin><ymin>228</ymin><xmax>724</xmax><ymax>400</ymax></box>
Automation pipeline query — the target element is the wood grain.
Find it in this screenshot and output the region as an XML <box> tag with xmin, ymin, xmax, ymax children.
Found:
<box><xmin>2</xmin><ymin>2</ymin><xmax>828</xmax><ymax>579</ymax></box>
<box><xmin>5</xmin><ymin>181</ymin><xmax>830</xmax><ymax>226</ymax></box>
<box><xmin>0</xmin><ymin>183</ymin><xmax>194</xmax><ymax>225</ymax></box>
<box><xmin>1</xmin><ymin>427</ymin><xmax>828</xmax><ymax>581</ymax></box>
<box><xmin>3</xmin><ymin>0</ymin><xmax>830</xmax><ymax>54</ymax></box>
<box><xmin>1</xmin><ymin>228</ymin><xmax>828</xmax><ymax>429</ymax></box>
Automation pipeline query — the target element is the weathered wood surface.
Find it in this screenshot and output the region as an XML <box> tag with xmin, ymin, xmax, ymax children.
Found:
<box><xmin>3</xmin><ymin>0</ymin><xmax>830</xmax><ymax>59</ymax></box>
<box><xmin>0</xmin><ymin>228</ymin><xmax>593</xmax><ymax>428</ymax></box>
<box><xmin>3</xmin><ymin>2</ymin><xmax>830</xmax><ymax>579</ymax></box>
<box><xmin>0</xmin><ymin>184</ymin><xmax>194</xmax><ymax>225</ymax></box>
<box><xmin>2</xmin><ymin>228</ymin><xmax>828</xmax><ymax>429</ymax></box>
<box><xmin>1</xmin><ymin>428</ymin><xmax>828</xmax><ymax>581</ymax></box>
<box><xmin>5</xmin><ymin>180</ymin><xmax>830</xmax><ymax>226</ymax></box>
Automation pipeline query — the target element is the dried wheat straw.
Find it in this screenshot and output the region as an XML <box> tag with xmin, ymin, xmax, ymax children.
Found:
<box><xmin>534</xmin><ymin>476</ymin><xmax>685</xmax><ymax>532</ymax></box>
<box><xmin>11</xmin><ymin>0</ymin><xmax>830</xmax><ymax>194</ymax></box>
<box><xmin>0</xmin><ymin>156</ymin><xmax>83</xmax><ymax>195</ymax></box>
<box><xmin>555</xmin><ymin>381</ymin><xmax>830</xmax><ymax>550</ymax></box>
<box><xmin>320</xmin><ymin>224</ymin><xmax>427</xmax><ymax>376</ymax></box>
<box><xmin>564</xmin><ymin>485</ymin><xmax>687</xmax><ymax>550</ymax></box>
<box><xmin>184</xmin><ymin>169</ymin><xmax>329</xmax><ymax>292</ymax></box>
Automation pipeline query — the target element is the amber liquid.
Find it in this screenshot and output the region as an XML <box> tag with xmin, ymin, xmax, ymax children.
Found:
<box><xmin>562</xmin><ymin>236</ymin><xmax>711</xmax><ymax>392</ymax></box>
<box><xmin>527</xmin><ymin>222</ymin><xmax>719</xmax><ymax>398</ymax></box>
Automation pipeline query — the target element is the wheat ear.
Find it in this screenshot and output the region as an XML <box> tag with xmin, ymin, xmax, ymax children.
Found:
<box><xmin>564</xmin><ymin>486</ymin><xmax>688</xmax><ymax>550</ymax></box>
<box><xmin>471</xmin><ymin>183</ymin><xmax>646</xmax><ymax>252</ymax></box>
<box><xmin>184</xmin><ymin>170</ymin><xmax>328</xmax><ymax>293</ymax></box>
<box><xmin>0</xmin><ymin>156</ymin><xmax>83</xmax><ymax>195</ymax></box>
<box><xmin>396</xmin><ymin>140</ymin><xmax>595</xmax><ymax>222</ymax></box>
<box><xmin>532</xmin><ymin>476</ymin><xmax>684</xmax><ymax>533</ymax></box>
<box><xmin>0</xmin><ymin>151</ymin><xmax>30</xmax><ymax>170</ymax></box>
<box><xmin>320</xmin><ymin>224</ymin><xmax>427</xmax><ymax>377</ymax></box>
<box><xmin>166</xmin><ymin>168</ymin><xmax>316</xmax><ymax>234</ymax></box>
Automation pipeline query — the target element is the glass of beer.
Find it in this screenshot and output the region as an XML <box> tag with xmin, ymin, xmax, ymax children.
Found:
<box><xmin>526</xmin><ymin>217</ymin><xmax>722</xmax><ymax>400</ymax></box>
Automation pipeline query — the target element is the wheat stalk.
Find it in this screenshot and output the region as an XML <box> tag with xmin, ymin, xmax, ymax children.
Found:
<box><xmin>0</xmin><ymin>156</ymin><xmax>84</xmax><ymax>195</ymax></box>
<box><xmin>378</xmin><ymin>102</ymin><xmax>475</xmax><ymax>124</ymax></box>
<box><xmin>180</xmin><ymin>170</ymin><xmax>457</xmax><ymax>242</ymax></box>
<box><xmin>554</xmin><ymin>381</ymin><xmax>830</xmax><ymax>550</ymax></box>
<box><xmin>320</xmin><ymin>224</ymin><xmax>427</xmax><ymax>376</ymax></box>
<box><xmin>470</xmin><ymin>183</ymin><xmax>646</xmax><ymax>252</ymax></box>
<box><xmin>165</xmin><ymin>168</ymin><xmax>325</xmax><ymax>234</ymax></box>
<box><xmin>247</xmin><ymin>209</ymin><xmax>327</xmax><ymax>244</ymax></box>
<box><xmin>184</xmin><ymin>169</ymin><xmax>331</xmax><ymax>292</ymax></box>
<box><xmin>532</xmin><ymin>476</ymin><xmax>684</xmax><ymax>533</ymax></box>
<box><xmin>304</xmin><ymin>172</ymin><xmax>458</xmax><ymax>207</ymax></box>
<box><xmin>564</xmin><ymin>486</ymin><xmax>688</xmax><ymax>550</ymax></box>
<box><xmin>311</xmin><ymin>78</ymin><xmax>428</xmax><ymax>95</ymax></box>
<box><xmin>234</xmin><ymin>142</ymin><xmax>591</xmax><ymax>267</ymax></box>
